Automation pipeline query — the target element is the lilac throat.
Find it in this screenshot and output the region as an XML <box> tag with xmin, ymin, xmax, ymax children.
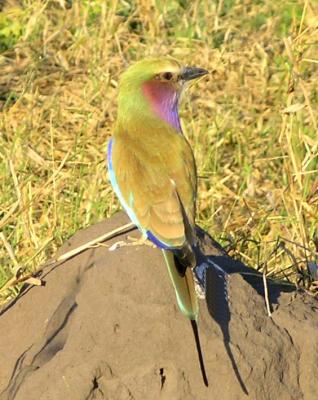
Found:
<box><xmin>142</xmin><ymin>81</ymin><xmax>182</xmax><ymax>132</ymax></box>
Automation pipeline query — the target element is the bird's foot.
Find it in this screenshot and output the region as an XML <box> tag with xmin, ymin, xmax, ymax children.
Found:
<box><xmin>109</xmin><ymin>235</ymin><xmax>156</xmax><ymax>251</ymax></box>
<box><xmin>126</xmin><ymin>235</ymin><xmax>156</xmax><ymax>248</ymax></box>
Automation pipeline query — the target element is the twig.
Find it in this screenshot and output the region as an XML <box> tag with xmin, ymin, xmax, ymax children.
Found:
<box><xmin>0</xmin><ymin>221</ymin><xmax>136</xmax><ymax>295</ymax></box>
<box><xmin>0</xmin><ymin>273</ymin><xmax>43</xmax><ymax>293</ymax></box>
<box><xmin>55</xmin><ymin>221</ymin><xmax>135</xmax><ymax>263</ymax></box>
<box><xmin>262</xmin><ymin>265</ymin><xmax>272</xmax><ymax>317</ymax></box>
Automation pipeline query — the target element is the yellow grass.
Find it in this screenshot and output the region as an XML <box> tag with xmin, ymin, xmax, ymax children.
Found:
<box><xmin>0</xmin><ymin>0</ymin><xmax>317</xmax><ymax>304</ymax></box>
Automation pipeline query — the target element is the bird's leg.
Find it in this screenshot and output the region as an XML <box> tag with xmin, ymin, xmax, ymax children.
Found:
<box><xmin>109</xmin><ymin>233</ymin><xmax>156</xmax><ymax>251</ymax></box>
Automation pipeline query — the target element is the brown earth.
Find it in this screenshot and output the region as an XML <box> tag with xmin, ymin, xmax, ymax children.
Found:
<box><xmin>0</xmin><ymin>212</ymin><xmax>317</xmax><ymax>400</ymax></box>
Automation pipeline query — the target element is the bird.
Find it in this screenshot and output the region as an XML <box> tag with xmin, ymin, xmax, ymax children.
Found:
<box><xmin>107</xmin><ymin>57</ymin><xmax>209</xmax><ymax>386</ymax></box>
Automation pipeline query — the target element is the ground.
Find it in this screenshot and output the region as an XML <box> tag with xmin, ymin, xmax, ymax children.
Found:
<box><xmin>1</xmin><ymin>213</ymin><xmax>317</xmax><ymax>400</ymax></box>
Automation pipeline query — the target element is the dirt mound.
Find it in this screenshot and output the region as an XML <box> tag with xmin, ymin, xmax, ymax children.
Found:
<box><xmin>0</xmin><ymin>212</ymin><xmax>317</xmax><ymax>400</ymax></box>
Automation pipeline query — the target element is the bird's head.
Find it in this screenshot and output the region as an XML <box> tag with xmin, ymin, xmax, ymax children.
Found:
<box><xmin>117</xmin><ymin>58</ymin><xmax>208</xmax><ymax>131</ymax></box>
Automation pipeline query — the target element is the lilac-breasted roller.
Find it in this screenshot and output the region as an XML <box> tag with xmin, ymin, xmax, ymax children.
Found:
<box><xmin>107</xmin><ymin>58</ymin><xmax>209</xmax><ymax>385</ymax></box>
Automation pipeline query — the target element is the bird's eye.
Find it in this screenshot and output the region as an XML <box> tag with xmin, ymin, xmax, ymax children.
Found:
<box><xmin>162</xmin><ymin>72</ymin><xmax>173</xmax><ymax>81</ymax></box>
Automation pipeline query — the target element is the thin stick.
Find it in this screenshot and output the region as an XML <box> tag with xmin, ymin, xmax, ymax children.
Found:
<box><xmin>262</xmin><ymin>266</ymin><xmax>272</xmax><ymax>317</ymax></box>
<box><xmin>0</xmin><ymin>221</ymin><xmax>136</xmax><ymax>295</ymax></box>
<box><xmin>55</xmin><ymin>221</ymin><xmax>135</xmax><ymax>263</ymax></box>
<box><xmin>0</xmin><ymin>273</ymin><xmax>43</xmax><ymax>293</ymax></box>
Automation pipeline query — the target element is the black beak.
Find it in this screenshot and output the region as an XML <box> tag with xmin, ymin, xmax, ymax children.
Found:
<box><xmin>181</xmin><ymin>66</ymin><xmax>209</xmax><ymax>81</ymax></box>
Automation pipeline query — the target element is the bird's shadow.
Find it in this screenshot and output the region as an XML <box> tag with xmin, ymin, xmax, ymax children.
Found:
<box><xmin>194</xmin><ymin>227</ymin><xmax>295</xmax><ymax>395</ymax></box>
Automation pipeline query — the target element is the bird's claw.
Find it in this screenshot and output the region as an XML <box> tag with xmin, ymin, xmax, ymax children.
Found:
<box><xmin>108</xmin><ymin>235</ymin><xmax>156</xmax><ymax>251</ymax></box>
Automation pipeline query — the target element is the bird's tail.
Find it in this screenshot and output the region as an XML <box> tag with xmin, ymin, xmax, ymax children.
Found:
<box><xmin>162</xmin><ymin>249</ymin><xmax>198</xmax><ymax>320</ymax></box>
<box><xmin>162</xmin><ymin>249</ymin><xmax>208</xmax><ymax>386</ymax></box>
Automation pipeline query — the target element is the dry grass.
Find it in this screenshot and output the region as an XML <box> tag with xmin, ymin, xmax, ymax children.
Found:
<box><xmin>0</xmin><ymin>0</ymin><xmax>317</xmax><ymax>304</ymax></box>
